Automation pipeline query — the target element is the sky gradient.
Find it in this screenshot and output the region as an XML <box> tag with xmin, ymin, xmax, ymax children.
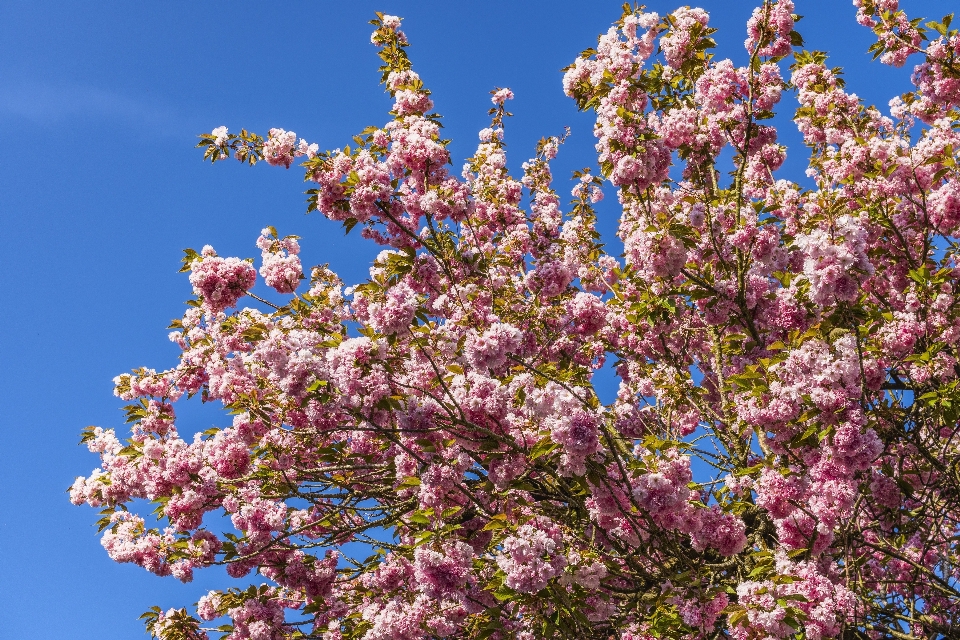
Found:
<box><xmin>0</xmin><ymin>1</ymin><xmax>944</xmax><ymax>637</ymax></box>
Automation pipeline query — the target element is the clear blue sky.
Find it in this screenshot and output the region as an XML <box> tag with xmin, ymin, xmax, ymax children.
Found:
<box><xmin>0</xmin><ymin>1</ymin><xmax>942</xmax><ymax>637</ymax></box>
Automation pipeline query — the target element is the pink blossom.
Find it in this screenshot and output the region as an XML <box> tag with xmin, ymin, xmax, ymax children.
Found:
<box><xmin>212</xmin><ymin>126</ymin><xmax>229</xmax><ymax>146</ymax></box>
<box><xmin>188</xmin><ymin>248</ymin><xmax>257</xmax><ymax>313</ymax></box>
<box><xmin>491</xmin><ymin>88</ymin><xmax>514</xmax><ymax>105</ymax></box>
<box><xmin>496</xmin><ymin>517</ymin><xmax>567</xmax><ymax>593</ymax></box>
<box><xmin>413</xmin><ymin>541</ymin><xmax>473</xmax><ymax>599</ymax></box>
<box><xmin>465</xmin><ymin>323</ymin><xmax>522</xmax><ymax>371</ymax></box>
<box><xmin>745</xmin><ymin>0</ymin><xmax>795</xmax><ymax>58</ymax></box>
<box><xmin>566</xmin><ymin>292</ymin><xmax>606</xmax><ymax>335</ymax></box>
<box><xmin>258</xmin><ymin>230</ymin><xmax>303</xmax><ymax>294</ymax></box>
<box><xmin>661</xmin><ymin>7</ymin><xmax>710</xmax><ymax>68</ymax></box>
<box><xmin>263</xmin><ymin>128</ymin><xmax>299</xmax><ymax>169</ymax></box>
<box><xmin>549</xmin><ymin>409</ymin><xmax>602</xmax><ymax>476</ymax></box>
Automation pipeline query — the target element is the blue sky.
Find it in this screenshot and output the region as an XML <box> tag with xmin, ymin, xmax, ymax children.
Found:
<box><xmin>0</xmin><ymin>1</ymin><xmax>943</xmax><ymax>637</ymax></box>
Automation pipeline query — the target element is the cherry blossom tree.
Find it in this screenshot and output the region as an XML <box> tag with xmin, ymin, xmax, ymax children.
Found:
<box><xmin>72</xmin><ymin>2</ymin><xmax>960</xmax><ymax>638</ymax></box>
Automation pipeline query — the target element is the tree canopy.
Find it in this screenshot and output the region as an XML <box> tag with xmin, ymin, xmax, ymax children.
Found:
<box><xmin>73</xmin><ymin>2</ymin><xmax>960</xmax><ymax>638</ymax></box>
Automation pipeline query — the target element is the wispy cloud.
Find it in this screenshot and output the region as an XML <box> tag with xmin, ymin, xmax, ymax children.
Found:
<box><xmin>0</xmin><ymin>83</ymin><xmax>198</xmax><ymax>137</ymax></box>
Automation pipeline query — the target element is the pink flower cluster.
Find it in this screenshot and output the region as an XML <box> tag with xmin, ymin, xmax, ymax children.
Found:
<box><xmin>257</xmin><ymin>229</ymin><xmax>303</xmax><ymax>294</ymax></box>
<box><xmin>188</xmin><ymin>246</ymin><xmax>257</xmax><ymax>314</ymax></box>
<box><xmin>661</xmin><ymin>8</ymin><xmax>708</xmax><ymax>68</ymax></box>
<box><xmin>491</xmin><ymin>88</ymin><xmax>513</xmax><ymax>105</ymax></box>
<box><xmin>263</xmin><ymin>128</ymin><xmax>315</xmax><ymax>169</ymax></box>
<box><xmin>495</xmin><ymin>517</ymin><xmax>567</xmax><ymax>593</ymax></box>
<box><xmin>412</xmin><ymin>541</ymin><xmax>474</xmax><ymax>599</ymax></box>
<box><xmin>464</xmin><ymin>323</ymin><xmax>522</xmax><ymax>372</ymax></box>
<box><xmin>794</xmin><ymin>215</ymin><xmax>874</xmax><ymax>306</ymax></box>
<box><xmin>744</xmin><ymin>0</ymin><xmax>795</xmax><ymax>58</ymax></box>
<box><xmin>732</xmin><ymin>554</ymin><xmax>857</xmax><ymax>640</ymax></box>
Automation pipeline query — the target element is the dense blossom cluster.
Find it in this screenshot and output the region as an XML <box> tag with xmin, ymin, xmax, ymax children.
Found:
<box><xmin>75</xmin><ymin>4</ymin><xmax>960</xmax><ymax>639</ymax></box>
<box><xmin>256</xmin><ymin>229</ymin><xmax>303</xmax><ymax>294</ymax></box>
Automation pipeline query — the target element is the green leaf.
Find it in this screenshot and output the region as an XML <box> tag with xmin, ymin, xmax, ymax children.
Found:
<box><xmin>406</xmin><ymin>512</ymin><xmax>431</xmax><ymax>525</ymax></box>
<box><xmin>529</xmin><ymin>437</ymin><xmax>559</xmax><ymax>461</ymax></box>
<box><xmin>492</xmin><ymin>585</ymin><xmax>516</xmax><ymax>602</ymax></box>
<box><xmin>483</xmin><ymin>514</ymin><xmax>509</xmax><ymax>531</ymax></box>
